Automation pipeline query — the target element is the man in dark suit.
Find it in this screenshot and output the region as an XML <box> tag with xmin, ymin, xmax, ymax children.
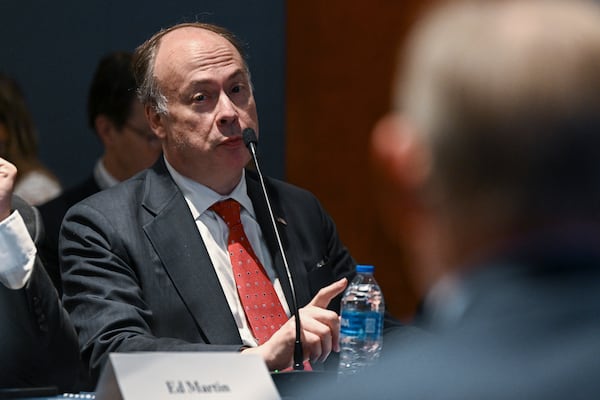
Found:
<box><xmin>0</xmin><ymin>157</ymin><xmax>80</xmax><ymax>392</ymax></box>
<box><xmin>312</xmin><ymin>0</ymin><xmax>600</xmax><ymax>398</ymax></box>
<box><xmin>39</xmin><ymin>51</ymin><xmax>161</xmax><ymax>294</ymax></box>
<box><xmin>60</xmin><ymin>23</ymin><xmax>385</xmax><ymax>386</ymax></box>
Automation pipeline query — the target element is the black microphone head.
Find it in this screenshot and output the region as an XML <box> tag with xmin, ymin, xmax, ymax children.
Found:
<box><xmin>242</xmin><ymin>128</ymin><xmax>258</xmax><ymax>149</ymax></box>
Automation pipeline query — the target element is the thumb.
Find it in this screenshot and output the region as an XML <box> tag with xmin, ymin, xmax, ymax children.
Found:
<box><xmin>309</xmin><ymin>278</ymin><xmax>348</xmax><ymax>308</ymax></box>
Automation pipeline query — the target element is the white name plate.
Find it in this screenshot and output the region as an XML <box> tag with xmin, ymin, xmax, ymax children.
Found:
<box><xmin>95</xmin><ymin>352</ymin><xmax>281</xmax><ymax>400</ymax></box>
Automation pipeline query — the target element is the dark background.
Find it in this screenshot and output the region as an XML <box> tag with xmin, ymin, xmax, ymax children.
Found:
<box><xmin>0</xmin><ymin>0</ymin><xmax>286</xmax><ymax>187</ymax></box>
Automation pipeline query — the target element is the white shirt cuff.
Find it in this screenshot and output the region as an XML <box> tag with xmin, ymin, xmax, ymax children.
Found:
<box><xmin>0</xmin><ymin>210</ymin><xmax>36</xmax><ymax>289</ymax></box>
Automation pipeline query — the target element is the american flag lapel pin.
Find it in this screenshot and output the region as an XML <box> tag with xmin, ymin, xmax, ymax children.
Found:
<box><xmin>276</xmin><ymin>216</ymin><xmax>287</xmax><ymax>226</ymax></box>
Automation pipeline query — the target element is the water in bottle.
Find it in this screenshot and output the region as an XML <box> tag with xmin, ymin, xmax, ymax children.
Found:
<box><xmin>338</xmin><ymin>264</ymin><xmax>385</xmax><ymax>377</ymax></box>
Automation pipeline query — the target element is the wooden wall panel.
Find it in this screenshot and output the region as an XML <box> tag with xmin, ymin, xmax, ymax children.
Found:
<box><xmin>286</xmin><ymin>0</ymin><xmax>436</xmax><ymax>319</ymax></box>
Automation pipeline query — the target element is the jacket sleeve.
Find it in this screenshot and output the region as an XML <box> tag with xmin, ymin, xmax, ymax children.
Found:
<box><xmin>0</xmin><ymin>197</ymin><xmax>80</xmax><ymax>392</ymax></box>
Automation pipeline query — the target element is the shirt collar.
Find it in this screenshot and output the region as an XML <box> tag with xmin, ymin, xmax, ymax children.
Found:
<box><xmin>94</xmin><ymin>158</ymin><xmax>120</xmax><ymax>190</ymax></box>
<box><xmin>163</xmin><ymin>156</ymin><xmax>255</xmax><ymax>220</ymax></box>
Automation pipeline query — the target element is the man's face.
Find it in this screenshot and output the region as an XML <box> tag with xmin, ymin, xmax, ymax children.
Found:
<box><xmin>150</xmin><ymin>27</ymin><xmax>259</xmax><ymax>191</ymax></box>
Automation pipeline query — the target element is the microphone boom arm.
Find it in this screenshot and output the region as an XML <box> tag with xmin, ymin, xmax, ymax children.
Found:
<box><xmin>244</xmin><ymin>128</ymin><xmax>305</xmax><ymax>371</ymax></box>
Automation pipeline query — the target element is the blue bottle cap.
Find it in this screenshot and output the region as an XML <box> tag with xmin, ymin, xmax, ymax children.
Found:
<box><xmin>356</xmin><ymin>264</ymin><xmax>375</xmax><ymax>273</ymax></box>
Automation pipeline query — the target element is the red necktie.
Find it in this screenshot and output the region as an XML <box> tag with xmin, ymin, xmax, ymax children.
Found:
<box><xmin>210</xmin><ymin>199</ymin><xmax>289</xmax><ymax>345</ymax></box>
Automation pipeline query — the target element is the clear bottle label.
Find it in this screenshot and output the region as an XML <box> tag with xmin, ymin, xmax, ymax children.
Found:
<box><xmin>340</xmin><ymin>309</ymin><xmax>383</xmax><ymax>340</ymax></box>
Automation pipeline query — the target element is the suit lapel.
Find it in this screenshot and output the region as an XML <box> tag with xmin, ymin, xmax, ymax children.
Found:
<box><xmin>141</xmin><ymin>160</ymin><xmax>241</xmax><ymax>344</ymax></box>
<box><xmin>245</xmin><ymin>171</ymin><xmax>312</xmax><ymax>309</ymax></box>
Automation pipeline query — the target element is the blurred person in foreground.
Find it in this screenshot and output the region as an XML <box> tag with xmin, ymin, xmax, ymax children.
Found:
<box><xmin>313</xmin><ymin>0</ymin><xmax>600</xmax><ymax>398</ymax></box>
<box><xmin>0</xmin><ymin>157</ymin><xmax>79</xmax><ymax>392</ymax></box>
<box><xmin>0</xmin><ymin>74</ymin><xmax>61</xmax><ymax>205</ymax></box>
<box><xmin>39</xmin><ymin>51</ymin><xmax>161</xmax><ymax>294</ymax></box>
<box><xmin>59</xmin><ymin>22</ymin><xmax>403</xmax><ymax>388</ymax></box>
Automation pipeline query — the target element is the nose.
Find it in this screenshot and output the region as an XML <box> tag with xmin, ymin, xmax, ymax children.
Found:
<box><xmin>216</xmin><ymin>92</ymin><xmax>238</xmax><ymax>127</ymax></box>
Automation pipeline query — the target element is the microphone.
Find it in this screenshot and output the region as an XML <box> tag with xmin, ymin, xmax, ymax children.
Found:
<box><xmin>242</xmin><ymin>128</ymin><xmax>305</xmax><ymax>371</ymax></box>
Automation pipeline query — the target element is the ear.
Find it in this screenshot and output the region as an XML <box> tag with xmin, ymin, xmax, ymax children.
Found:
<box><xmin>370</xmin><ymin>113</ymin><xmax>439</xmax><ymax>298</ymax></box>
<box><xmin>370</xmin><ymin>113</ymin><xmax>430</xmax><ymax>190</ymax></box>
<box><xmin>145</xmin><ymin>104</ymin><xmax>167</xmax><ymax>139</ymax></box>
<box><xmin>94</xmin><ymin>115</ymin><xmax>117</xmax><ymax>147</ymax></box>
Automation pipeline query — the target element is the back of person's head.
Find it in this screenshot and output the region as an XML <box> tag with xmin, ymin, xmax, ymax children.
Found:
<box><xmin>87</xmin><ymin>51</ymin><xmax>137</xmax><ymax>131</ymax></box>
<box><xmin>0</xmin><ymin>73</ymin><xmax>40</xmax><ymax>171</ymax></box>
<box><xmin>397</xmin><ymin>0</ymin><xmax>600</xmax><ymax>232</ymax></box>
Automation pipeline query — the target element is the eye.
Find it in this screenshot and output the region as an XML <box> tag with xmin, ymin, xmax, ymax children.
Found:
<box><xmin>231</xmin><ymin>85</ymin><xmax>241</xmax><ymax>94</ymax></box>
<box><xmin>192</xmin><ymin>93</ymin><xmax>206</xmax><ymax>102</ymax></box>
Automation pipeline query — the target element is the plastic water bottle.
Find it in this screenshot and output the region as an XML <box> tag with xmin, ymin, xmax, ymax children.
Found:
<box><xmin>338</xmin><ymin>264</ymin><xmax>384</xmax><ymax>377</ymax></box>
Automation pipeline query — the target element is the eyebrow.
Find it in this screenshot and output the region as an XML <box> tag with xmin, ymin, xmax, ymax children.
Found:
<box><xmin>185</xmin><ymin>69</ymin><xmax>249</xmax><ymax>89</ymax></box>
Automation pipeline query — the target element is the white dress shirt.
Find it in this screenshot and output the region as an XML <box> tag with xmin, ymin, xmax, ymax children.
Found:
<box><xmin>165</xmin><ymin>159</ymin><xmax>291</xmax><ymax>347</ymax></box>
<box><xmin>0</xmin><ymin>210</ymin><xmax>36</xmax><ymax>289</ymax></box>
<box><xmin>93</xmin><ymin>158</ymin><xmax>120</xmax><ymax>190</ymax></box>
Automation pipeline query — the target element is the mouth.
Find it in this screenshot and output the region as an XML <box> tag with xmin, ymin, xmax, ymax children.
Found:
<box><xmin>220</xmin><ymin>136</ymin><xmax>244</xmax><ymax>147</ymax></box>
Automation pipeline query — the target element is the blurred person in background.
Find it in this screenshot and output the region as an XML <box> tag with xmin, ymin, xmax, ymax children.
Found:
<box><xmin>0</xmin><ymin>73</ymin><xmax>61</xmax><ymax>205</ymax></box>
<box><xmin>39</xmin><ymin>51</ymin><xmax>162</xmax><ymax>293</ymax></box>
<box><xmin>313</xmin><ymin>0</ymin><xmax>600</xmax><ymax>398</ymax></box>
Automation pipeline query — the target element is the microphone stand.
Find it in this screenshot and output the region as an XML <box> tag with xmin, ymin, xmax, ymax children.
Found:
<box><xmin>242</xmin><ymin>128</ymin><xmax>305</xmax><ymax>371</ymax></box>
<box><xmin>243</xmin><ymin>129</ymin><xmax>336</xmax><ymax>398</ymax></box>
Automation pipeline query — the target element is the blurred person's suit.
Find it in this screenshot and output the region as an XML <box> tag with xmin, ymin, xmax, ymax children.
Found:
<box><xmin>38</xmin><ymin>176</ymin><xmax>99</xmax><ymax>291</ymax></box>
<box><xmin>0</xmin><ymin>195</ymin><xmax>80</xmax><ymax>392</ymax></box>
<box><xmin>362</xmin><ymin>234</ymin><xmax>600</xmax><ymax>400</ymax></box>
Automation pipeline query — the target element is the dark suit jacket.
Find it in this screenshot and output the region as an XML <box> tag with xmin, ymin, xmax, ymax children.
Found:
<box><xmin>38</xmin><ymin>175</ymin><xmax>100</xmax><ymax>295</ymax></box>
<box><xmin>313</xmin><ymin>229</ymin><xmax>600</xmax><ymax>399</ymax></box>
<box><xmin>60</xmin><ymin>158</ymin><xmax>375</xmax><ymax>385</ymax></box>
<box><xmin>0</xmin><ymin>196</ymin><xmax>80</xmax><ymax>392</ymax></box>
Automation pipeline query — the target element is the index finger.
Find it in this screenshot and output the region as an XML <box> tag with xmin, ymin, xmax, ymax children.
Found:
<box><xmin>309</xmin><ymin>278</ymin><xmax>348</xmax><ymax>308</ymax></box>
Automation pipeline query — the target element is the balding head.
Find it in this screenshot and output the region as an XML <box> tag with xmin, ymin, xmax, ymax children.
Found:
<box><xmin>397</xmin><ymin>0</ymin><xmax>600</xmax><ymax>230</ymax></box>
<box><xmin>133</xmin><ymin>22</ymin><xmax>249</xmax><ymax>115</ymax></box>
